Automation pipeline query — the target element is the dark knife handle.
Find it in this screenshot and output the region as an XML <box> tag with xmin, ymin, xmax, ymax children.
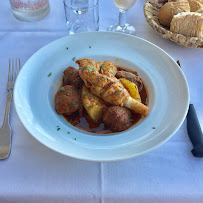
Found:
<box><xmin>187</xmin><ymin>104</ymin><xmax>203</xmax><ymax>157</ymax></box>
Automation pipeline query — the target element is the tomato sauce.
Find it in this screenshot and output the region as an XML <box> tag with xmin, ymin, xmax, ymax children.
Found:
<box><xmin>63</xmin><ymin>66</ymin><xmax>148</xmax><ymax>134</ymax></box>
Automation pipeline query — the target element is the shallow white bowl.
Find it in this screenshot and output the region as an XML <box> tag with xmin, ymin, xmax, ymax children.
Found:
<box><xmin>14</xmin><ymin>32</ymin><xmax>189</xmax><ymax>162</ymax></box>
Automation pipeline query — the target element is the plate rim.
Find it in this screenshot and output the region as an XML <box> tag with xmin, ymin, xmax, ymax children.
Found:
<box><xmin>13</xmin><ymin>31</ymin><xmax>190</xmax><ymax>162</ymax></box>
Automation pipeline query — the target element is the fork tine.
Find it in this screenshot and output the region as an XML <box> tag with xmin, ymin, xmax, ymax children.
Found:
<box><xmin>8</xmin><ymin>59</ymin><xmax>11</xmax><ymax>83</ymax></box>
<box><xmin>19</xmin><ymin>58</ymin><xmax>21</xmax><ymax>70</ymax></box>
<box><xmin>15</xmin><ymin>59</ymin><xmax>18</xmax><ymax>82</ymax></box>
<box><xmin>12</xmin><ymin>58</ymin><xmax>14</xmax><ymax>82</ymax></box>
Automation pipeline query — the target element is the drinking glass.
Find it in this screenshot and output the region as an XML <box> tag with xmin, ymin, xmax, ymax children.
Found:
<box><xmin>108</xmin><ymin>0</ymin><xmax>137</xmax><ymax>35</ymax></box>
<box><xmin>9</xmin><ymin>0</ymin><xmax>50</xmax><ymax>21</ymax></box>
<box><xmin>64</xmin><ymin>0</ymin><xmax>99</xmax><ymax>35</ymax></box>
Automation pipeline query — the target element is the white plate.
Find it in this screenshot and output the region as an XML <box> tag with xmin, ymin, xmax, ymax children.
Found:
<box><xmin>14</xmin><ymin>32</ymin><xmax>189</xmax><ymax>162</ymax></box>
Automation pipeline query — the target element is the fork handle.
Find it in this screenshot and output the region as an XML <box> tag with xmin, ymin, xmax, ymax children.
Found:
<box><xmin>3</xmin><ymin>92</ymin><xmax>12</xmax><ymax>127</ymax></box>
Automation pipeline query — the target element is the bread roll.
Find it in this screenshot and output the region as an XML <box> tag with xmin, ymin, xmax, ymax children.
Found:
<box><xmin>169</xmin><ymin>0</ymin><xmax>203</xmax><ymax>4</ymax></box>
<box><xmin>195</xmin><ymin>0</ymin><xmax>203</xmax><ymax>5</ymax></box>
<box><xmin>158</xmin><ymin>1</ymin><xmax>190</xmax><ymax>27</ymax></box>
<box><xmin>168</xmin><ymin>0</ymin><xmax>188</xmax><ymax>2</ymax></box>
<box><xmin>187</xmin><ymin>0</ymin><xmax>202</xmax><ymax>11</ymax></box>
<box><xmin>170</xmin><ymin>12</ymin><xmax>203</xmax><ymax>38</ymax></box>
<box><xmin>196</xmin><ymin>7</ymin><xmax>203</xmax><ymax>13</ymax></box>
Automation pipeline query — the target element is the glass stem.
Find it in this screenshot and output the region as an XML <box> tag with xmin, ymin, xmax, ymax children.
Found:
<box><xmin>119</xmin><ymin>9</ymin><xmax>128</xmax><ymax>27</ymax></box>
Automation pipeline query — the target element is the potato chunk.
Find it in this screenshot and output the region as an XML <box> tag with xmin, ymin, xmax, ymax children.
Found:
<box><xmin>119</xmin><ymin>78</ymin><xmax>141</xmax><ymax>102</ymax></box>
<box><xmin>82</xmin><ymin>86</ymin><xmax>107</xmax><ymax>121</ymax></box>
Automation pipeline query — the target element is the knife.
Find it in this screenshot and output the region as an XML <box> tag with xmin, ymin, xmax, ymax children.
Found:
<box><xmin>187</xmin><ymin>104</ymin><xmax>203</xmax><ymax>157</ymax></box>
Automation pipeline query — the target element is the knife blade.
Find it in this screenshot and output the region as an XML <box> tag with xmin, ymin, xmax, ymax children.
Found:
<box><xmin>187</xmin><ymin>104</ymin><xmax>203</xmax><ymax>157</ymax></box>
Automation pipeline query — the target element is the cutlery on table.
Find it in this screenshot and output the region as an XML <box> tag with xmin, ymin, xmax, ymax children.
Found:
<box><xmin>0</xmin><ymin>59</ymin><xmax>20</xmax><ymax>159</ymax></box>
<box><xmin>187</xmin><ymin>104</ymin><xmax>203</xmax><ymax>157</ymax></box>
<box><xmin>176</xmin><ymin>60</ymin><xmax>203</xmax><ymax>157</ymax></box>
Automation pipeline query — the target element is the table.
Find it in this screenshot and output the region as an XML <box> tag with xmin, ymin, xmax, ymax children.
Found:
<box><xmin>0</xmin><ymin>0</ymin><xmax>203</xmax><ymax>202</ymax></box>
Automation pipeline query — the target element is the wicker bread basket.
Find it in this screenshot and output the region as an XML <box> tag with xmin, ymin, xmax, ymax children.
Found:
<box><xmin>144</xmin><ymin>0</ymin><xmax>203</xmax><ymax>48</ymax></box>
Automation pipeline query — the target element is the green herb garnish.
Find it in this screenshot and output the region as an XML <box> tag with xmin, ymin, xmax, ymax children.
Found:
<box><xmin>91</xmin><ymin>130</ymin><xmax>96</xmax><ymax>133</ymax></box>
<box><xmin>61</xmin><ymin>87</ymin><xmax>66</xmax><ymax>92</ymax></box>
<box><xmin>101</xmin><ymin>66</ymin><xmax>106</xmax><ymax>72</ymax></box>
<box><xmin>48</xmin><ymin>72</ymin><xmax>52</xmax><ymax>77</ymax></box>
<box><xmin>82</xmin><ymin>66</ymin><xmax>89</xmax><ymax>72</ymax></box>
<box><xmin>72</xmin><ymin>57</ymin><xmax>76</xmax><ymax>61</ymax></box>
<box><xmin>152</xmin><ymin>127</ymin><xmax>156</xmax><ymax>129</ymax></box>
<box><xmin>66</xmin><ymin>47</ymin><xmax>68</xmax><ymax>50</ymax></box>
<box><xmin>68</xmin><ymin>132</ymin><xmax>70</xmax><ymax>134</ymax></box>
<box><xmin>88</xmin><ymin>104</ymin><xmax>93</xmax><ymax>108</ymax></box>
<box><xmin>90</xmin><ymin>66</ymin><xmax>95</xmax><ymax>70</ymax></box>
<box><xmin>115</xmin><ymin>91</ymin><xmax>119</xmax><ymax>95</ymax></box>
<box><xmin>101</xmin><ymin>125</ymin><xmax>105</xmax><ymax>130</ymax></box>
<box><xmin>66</xmin><ymin>78</ymin><xmax>69</xmax><ymax>81</ymax></box>
<box><xmin>83</xmin><ymin>93</ymin><xmax>88</xmax><ymax>97</ymax></box>
<box><xmin>89</xmin><ymin>46</ymin><xmax>91</xmax><ymax>48</ymax></box>
<box><xmin>57</xmin><ymin>128</ymin><xmax>60</xmax><ymax>131</ymax></box>
<box><xmin>130</xmin><ymin>119</ymin><xmax>134</xmax><ymax>122</ymax></box>
<box><xmin>74</xmin><ymin>138</ymin><xmax>76</xmax><ymax>140</ymax></box>
<box><xmin>72</xmin><ymin>101</ymin><xmax>76</xmax><ymax>107</ymax></box>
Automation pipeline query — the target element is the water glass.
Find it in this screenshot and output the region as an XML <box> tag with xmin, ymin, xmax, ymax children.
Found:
<box><xmin>64</xmin><ymin>0</ymin><xmax>99</xmax><ymax>35</ymax></box>
<box><xmin>9</xmin><ymin>0</ymin><xmax>50</xmax><ymax>21</ymax></box>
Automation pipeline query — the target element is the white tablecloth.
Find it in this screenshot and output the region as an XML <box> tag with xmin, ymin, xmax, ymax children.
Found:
<box><xmin>0</xmin><ymin>0</ymin><xmax>203</xmax><ymax>202</ymax></box>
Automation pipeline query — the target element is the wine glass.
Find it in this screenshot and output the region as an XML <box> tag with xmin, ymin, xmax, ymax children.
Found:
<box><xmin>108</xmin><ymin>0</ymin><xmax>137</xmax><ymax>35</ymax></box>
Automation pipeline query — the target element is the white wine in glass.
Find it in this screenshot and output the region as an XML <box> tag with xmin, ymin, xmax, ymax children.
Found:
<box><xmin>108</xmin><ymin>0</ymin><xmax>137</xmax><ymax>34</ymax></box>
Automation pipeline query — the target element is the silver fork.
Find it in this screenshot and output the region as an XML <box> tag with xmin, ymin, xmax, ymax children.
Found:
<box><xmin>0</xmin><ymin>59</ymin><xmax>20</xmax><ymax>159</ymax></box>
